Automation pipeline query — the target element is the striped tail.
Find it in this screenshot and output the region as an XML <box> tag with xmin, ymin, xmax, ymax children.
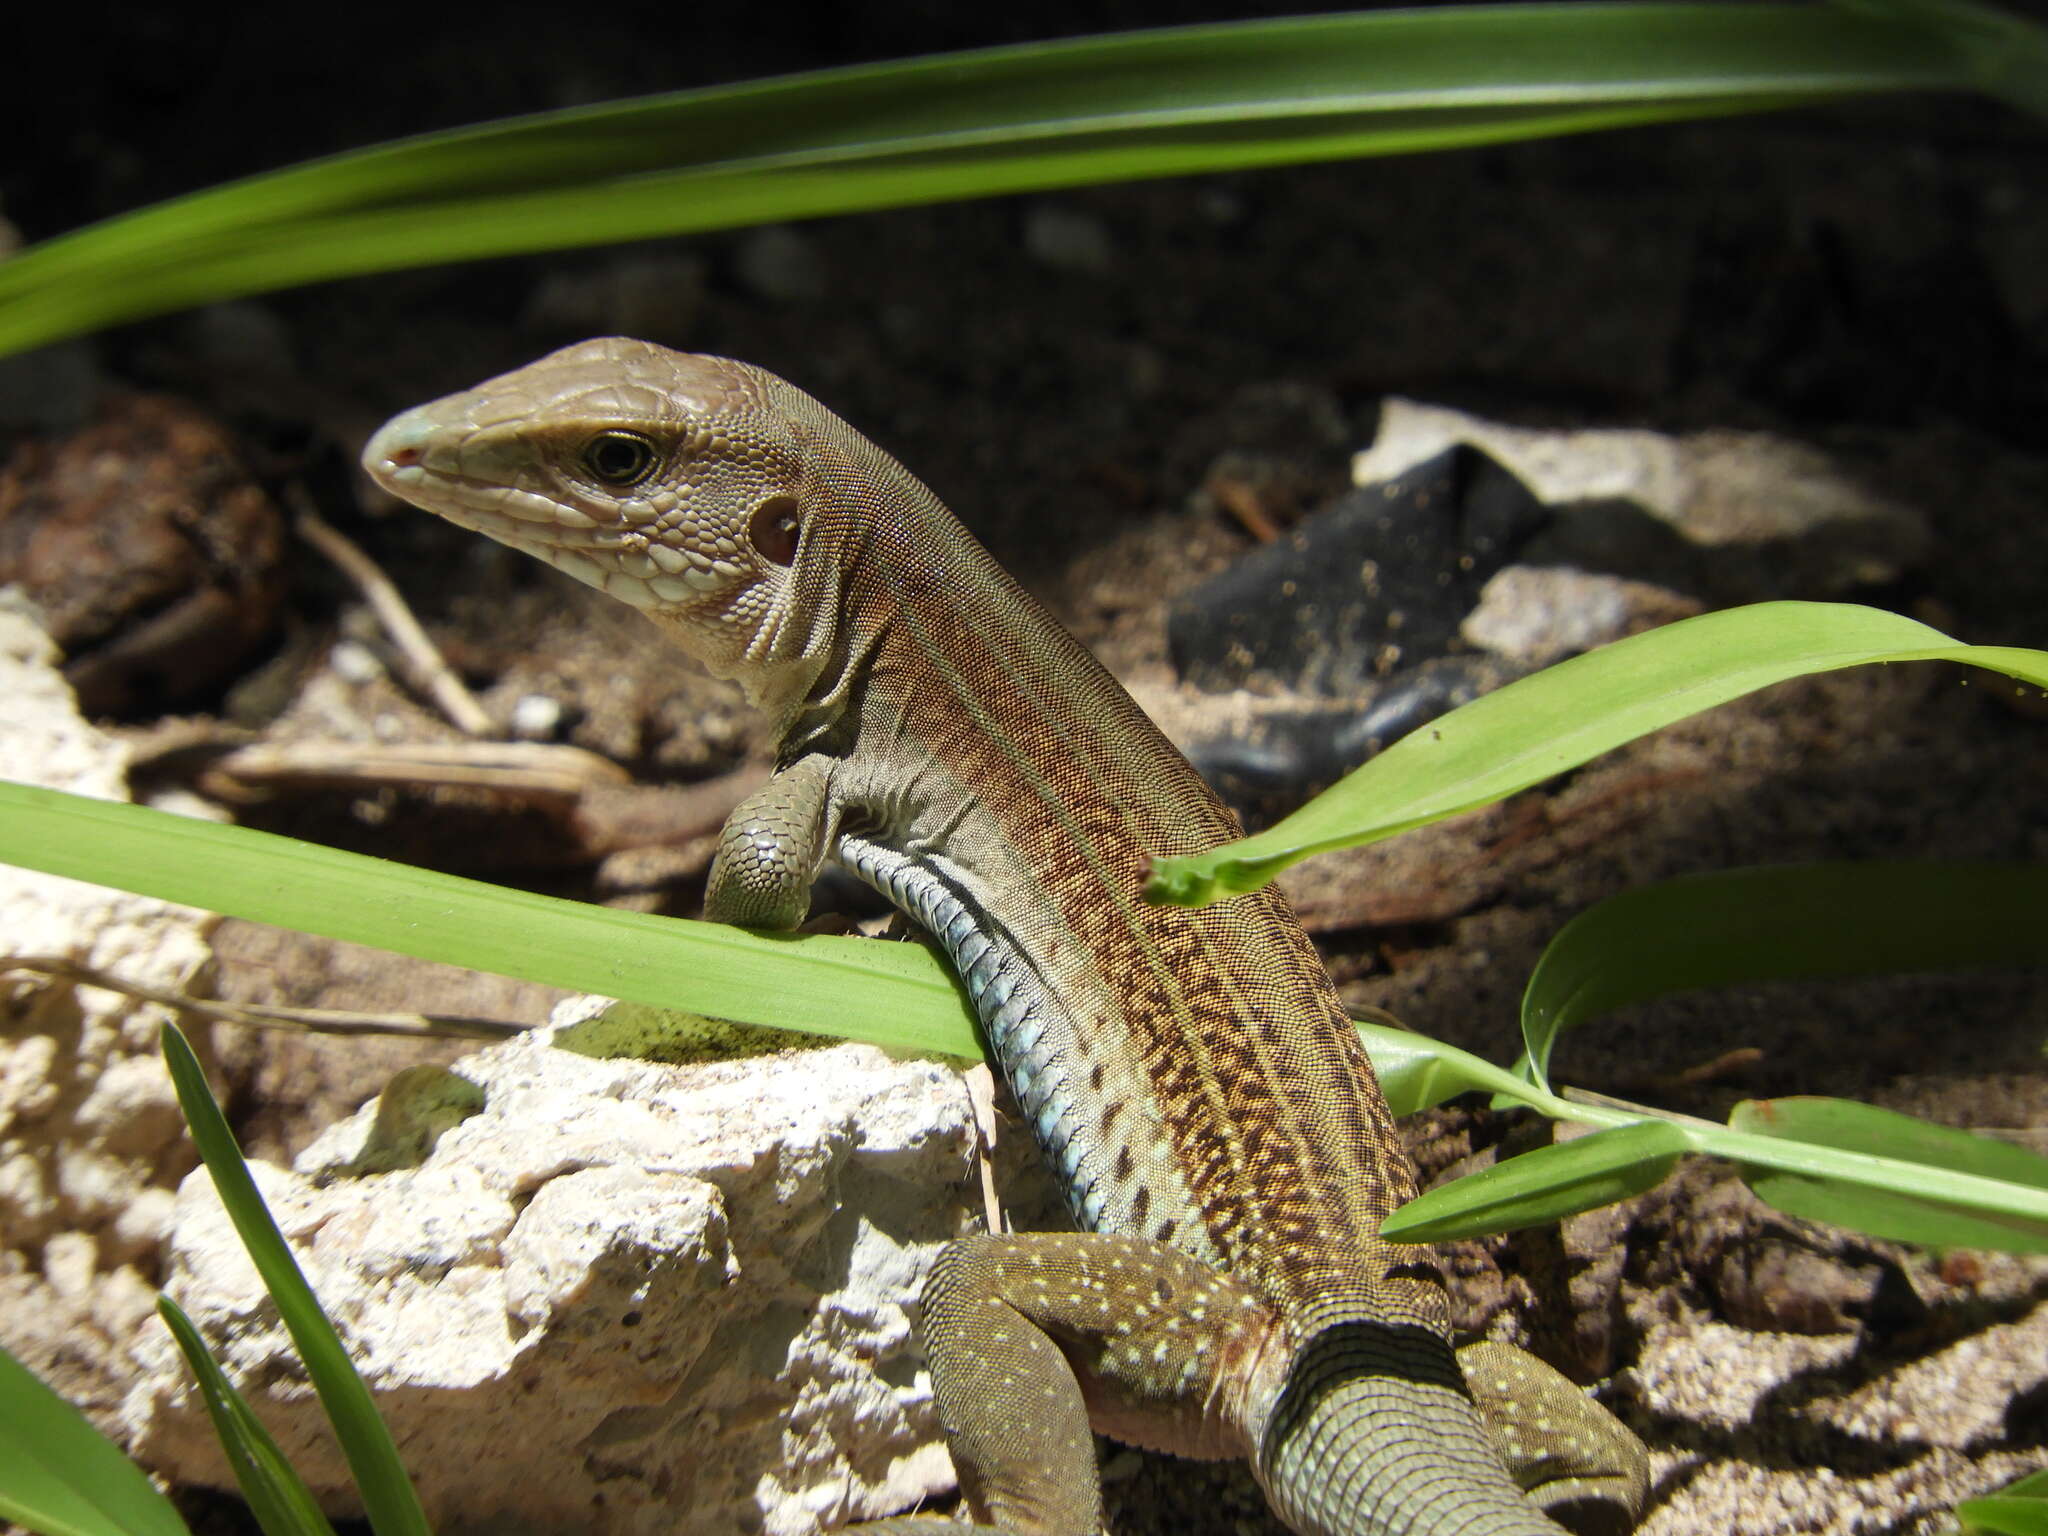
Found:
<box><xmin>1257</xmin><ymin>1321</ymin><xmax>1568</xmax><ymax>1536</ymax></box>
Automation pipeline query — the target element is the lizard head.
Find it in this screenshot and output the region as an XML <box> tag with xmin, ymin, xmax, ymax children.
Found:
<box><xmin>363</xmin><ymin>337</ymin><xmax>825</xmax><ymax>700</ymax></box>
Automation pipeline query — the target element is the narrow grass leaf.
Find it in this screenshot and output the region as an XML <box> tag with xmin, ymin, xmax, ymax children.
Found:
<box><xmin>1369</xmin><ymin>1042</ymin><xmax>2048</xmax><ymax>1254</ymax></box>
<box><xmin>0</xmin><ymin>1345</ymin><xmax>192</xmax><ymax>1536</ymax></box>
<box><xmin>156</xmin><ymin>1298</ymin><xmax>339</xmax><ymax>1536</ymax></box>
<box><xmin>1848</xmin><ymin>0</ymin><xmax>2048</xmax><ymax>116</ymax></box>
<box><xmin>1733</xmin><ymin>1097</ymin><xmax>2048</xmax><ymax>1190</ymax></box>
<box><xmin>160</xmin><ymin>1024</ymin><xmax>432</xmax><ymax>1536</ymax></box>
<box><xmin>1376</xmin><ymin>1084</ymin><xmax>2048</xmax><ymax>1252</ymax></box>
<box><xmin>1146</xmin><ymin>603</ymin><xmax>2048</xmax><ymax>904</ymax></box>
<box><xmin>1960</xmin><ymin>1468</ymin><xmax>2048</xmax><ymax>1535</ymax></box>
<box><xmin>0</xmin><ymin>781</ymin><xmax>978</xmax><ymax>1059</ymax></box>
<box><xmin>0</xmin><ymin>3</ymin><xmax>2022</xmax><ymax>355</ymax></box>
<box><xmin>1519</xmin><ymin>862</ymin><xmax>2048</xmax><ymax>1087</ymax></box>
<box><xmin>1989</xmin><ymin>1470</ymin><xmax>2048</xmax><ymax>1500</ymax></box>
<box><xmin>1730</xmin><ymin>1097</ymin><xmax>2048</xmax><ymax>1252</ymax></box>
<box><xmin>1356</xmin><ymin>1019</ymin><xmax>1534</xmax><ymax>1116</ymax></box>
<box><xmin>1956</xmin><ymin>1497</ymin><xmax>2048</xmax><ymax>1536</ymax></box>
<box><xmin>1379</xmin><ymin>1120</ymin><xmax>1689</xmax><ymax>1241</ymax></box>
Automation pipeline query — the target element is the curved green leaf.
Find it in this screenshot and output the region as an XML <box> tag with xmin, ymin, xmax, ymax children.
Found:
<box><xmin>1984</xmin><ymin>1470</ymin><xmax>2048</xmax><ymax>1500</ymax></box>
<box><xmin>0</xmin><ymin>781</ymin><xmax>977</xmax><ymax>1059</ymax></box>
<box><xmin>1145</xmin><ymin>603</ymin><xmax>2048</xmax><ymax>904</ymax></box>
<box><xmin>1374</xmin><ymin>1031</ymin><xmax>2048</xmax><ymax>1255</ymax></box>
<box><xmin>1380</xmin><ymin>1120</ymin><xmax>1690</xmax><ymax>1241</ymax></box>
<box><xmin>0</xmin><ymin>1345</ymin><xmax>191</xmax><ymax>1536</ymax></box>
<box><xmin>1381</xmin><ymin>1083</ymin><xmax>2048</xmax><ymax>1254</ymax></box>
<box><xmin>1520</xmin><ymin>862</ymin><xmax>2048</xmax><ymax>1088</ymax></box>
<box><xmin>1357</xmin><ymin>1018</ymin><xmax>1532</xmax><ymax>1116</ymax></box>
<box><xmin>1956</xmin><ymin>1497</ymin><xmax>2048</xmax><ymax>1536</ymax></box>
<box><xmin>1731</xmin><ymin>1096</ymin><xmax>2048</xmax><ymax>1252</ymax></box>
<box><xmin>1960</xmin><ymin>1468</ymin><xmax>2048</xmax><ymax>1535</ymax></box>
<box><xmin>157</xmin><ymin>1299</ymin><xmax>339</xmax><ymax>1536</ymax></box>
<box><xmin>1740</xmin><ymin>1096</ymin><xmax>2048</xmax><ymax>1191</ymax></box>
<box><xmin>160</xmin><ymin>1024</ymin><xmax>431</xmax><ymax>1536</ymax></box>
<box><xmin>0</xmin><ymin>3</ymin><xmax>2020</xmax><ymax>357</ymax></box>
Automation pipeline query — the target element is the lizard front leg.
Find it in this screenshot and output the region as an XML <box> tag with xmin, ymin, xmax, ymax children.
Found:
<box><xmin>704</xmin><ymin>754</ymin><xmax>839</xmax><ymax>930</ymax></box>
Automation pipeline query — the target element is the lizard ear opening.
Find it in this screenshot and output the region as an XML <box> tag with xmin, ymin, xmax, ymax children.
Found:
<box><xmin>749</xmin><ymin>496</ymin><xmax>802</xmax><ymax>567</ymax></box>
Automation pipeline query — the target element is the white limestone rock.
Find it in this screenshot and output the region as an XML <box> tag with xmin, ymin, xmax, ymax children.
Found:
<box><xmin>0</xmin><ymin>599</ymin><xmax>219</xmax><ymax>1415</ymax></box>
<box><xmin>1355</xmin><ymin>398</ymin><xmax>1929</xmax><ymax>605</ymax></box>
<box><xmin>1461</xmin><ymin>567</ymin><xmax>1704</xmax><ymax>667</ymax></box>
<box><xmin>124</xmin><ymin>1013</ymin><xmax>988</xmax><ymax>1535</ymax></box>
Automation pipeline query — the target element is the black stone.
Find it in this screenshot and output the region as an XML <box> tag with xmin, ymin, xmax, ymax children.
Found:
<box><xmin>1166</xmin><ymin>445</ymin><xmax>1548</xmax><ymax>697</ymax></box>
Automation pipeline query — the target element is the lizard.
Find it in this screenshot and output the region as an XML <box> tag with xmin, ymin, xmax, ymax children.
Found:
<box><xmin>363</xmin><ymin>337</ymin><xmax>1649</xmax><ymax>1536</ymax></box>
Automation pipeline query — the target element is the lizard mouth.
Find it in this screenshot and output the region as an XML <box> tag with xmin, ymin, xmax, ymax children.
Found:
<box><xmin>365</xmin><ymin>428</ymin><xmax>731</xmax><ymax>613</ymax></box>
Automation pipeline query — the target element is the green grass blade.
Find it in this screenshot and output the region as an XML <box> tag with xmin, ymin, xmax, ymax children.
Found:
<box><xmin>1731</xmin><ymin>1097</ymin><xmax>2048</xmax><ymax>1251</ymax></box>
<box><xmin>0</xmin><ymin>1346</ymin><xmax>193</xmax><ymax>1536</ymax></box>
<box><xmin>1986</xmin><ymin>1471</ymin><xmax>2048</xmax><ymax>1501</ymax></box>
<box><xmin>1519</xmin><ymin>863</ymin><xmax>2048</xmax><ymax>1088</ymax></box>
<box><xmin>0</xmin><ymin>781</ymin><xmax>977</xmax><ymax>1058</ymax></box>
<box><xmin>1956</xmin><ymin>1498</ymin><xmax>2048</xmax><ymax>1536</ymax></box>
<box><xmin>1356</xmin><ymin>1019</ymin><xmax>1537</xmax><ymax>1116</ymax></box>
<box><xmin>0</xmin><ymin>3</ymin><xmax>2021</xmax><ymax>356</ymax></box>
<box><xmin>1734</xmin><ymin>1097</ymin><xmax>2048</xmax><ymax>1191</ymax></box>
<box><xmin>1146</xmin><ymin>603</ymin><xmax>2048</xmax><ymax>904</ymax></box>
<box><xmin>159</xmin><ymin>1023</ymin><xmax>433</xmax><ymax>1536</ymax></box>
<box><xmin>1960</xmin><ymin>1467</ymin><xmax>2048</xmax><ymax>1534</ymax></box>
<box><xmin>155</xmin><ymin>1299</ymin><xmax>339</xmax><ymax>1536</ymax></box>
<box><xmin>1393</xmin><ymin>1106</ymin><xmax>2048</xmax><ymax>1252</ymax></box>
<box><xmin>1649</xmin><ymin>1115</ymin><xmax>2048</xmax><ymax>1253</ymax></box>
<box><xmin>1380</xmin><ymin>1119</ymin><xmax>1691</xmax><ymax>1240</ymax></box>
<box><xmin>1843</xmin><ymin>0</ymin><xmax>2048</xmax><ymax>116</ymax></box>
<box><xmin>1377</xmin><ymin>1073</ymin><xmax>2048</xmax><ymax>1253</ymax></box>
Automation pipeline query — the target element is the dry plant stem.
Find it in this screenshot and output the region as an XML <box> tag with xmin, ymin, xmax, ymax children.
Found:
<box><xmin>1207</xmin><ymin>472</ymin><xmax>1284</xmax><ymax>542</ymax></box>
<box><xmin>295</xmin><ymin>492</ymin><xmax>494</xmax><ymax>736</ymax></box>
<box><xmin>962</xmin><ymin>1062</ymin><xmax>1008</xmax><ymax>1236</ymax></box>
<box><xmin>211</xmin><ymin>740</ymin><xmax>631</xmax><ymax>800</ymax></box>
<box><xmin>574</xmin><ymin>762</ymin><xmax>768</xmax><ymax>856</ymax></box>
<box><xmin>1661</xmin><ymin>1047</ymin><xmax>1767</xmax><ymax>1091</ymax></box>
<box><xmin>1557</xmin><ymin>1084</ymin><xmax>1724</xmax><ymax>1133</ymax></box>
<box><xmin>0</xmin><ymin>955</ymin><xmax>527</xmax><ymax>1041</ymax></box>
<box><xmin>1347</xmin><ymin>1003</ymin><xmax>1411</xmax><ymax>1031</ymax></box>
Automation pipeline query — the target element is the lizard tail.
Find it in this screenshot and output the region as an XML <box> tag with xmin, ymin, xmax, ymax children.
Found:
<box><xmin>1256</xmin><ymin>1320</ymin><xmax>1567</xmax><ymax>1536</ymax></box>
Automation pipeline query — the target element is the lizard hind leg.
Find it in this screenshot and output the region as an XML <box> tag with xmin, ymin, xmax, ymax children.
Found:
<box><xmin>851</xmin><ymin>1231</ymin><xmax>1276</xmax><ymax>1536</ymax></box>
<box><xmin>1456</xmin><ymin>1340</ymin><xmax>1651</xmax><ymax>1536</ymax></box>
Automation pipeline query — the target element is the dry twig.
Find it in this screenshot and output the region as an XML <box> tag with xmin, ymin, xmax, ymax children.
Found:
<box><xmin>2</xmin><ymin>954</ymin><xmax>526</xmax><ymax>1041</ymax></box>
<box><xmin>295</xmin><ymin>490</ymin><xmax>494</xmax><ymax>735</ymax></box>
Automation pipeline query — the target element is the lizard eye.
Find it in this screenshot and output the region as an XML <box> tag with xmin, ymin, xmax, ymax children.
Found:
<box><xmin>749</xmin><ymin>496</ymin><xmax>802</xmax><ymax>567</ymax></box>
<box><xmin>581</xmin><ymin>430</ymin><xmax>658</xmax><ymax>487</ymax></box>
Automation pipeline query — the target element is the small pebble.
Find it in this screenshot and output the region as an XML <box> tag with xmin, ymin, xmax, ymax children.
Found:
<box><xmin>1024</xmin><ymin>202</ymin><xmax>1114</xmax><ymax>274</ymax></box>
<box><xmin>187</xmin><ymin>301</ymin><xmax>296</xmax><ymax>376</ymax></box>
<box><xmin>330</xmin><ymin>638</ymin><xmax>384</xmax><ymax>683</ymax></box>
<box><xmin>510</xmin><ymin>693</ymin><xmax>564</xmax><ymax>738</ymax></box>
<box><xmin>734</xmin><ymin>226</ymin><xmax>827</xmax><ymax>303</ymax></box>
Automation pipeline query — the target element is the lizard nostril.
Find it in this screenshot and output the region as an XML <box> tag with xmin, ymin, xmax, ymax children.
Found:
<box><xmin>386</xmin><ymin>445</ymin><xmax>420</xmax><ymax>468</ymax></box>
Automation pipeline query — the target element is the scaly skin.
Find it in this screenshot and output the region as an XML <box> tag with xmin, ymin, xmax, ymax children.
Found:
<box><xmin>365</xmin><ymin>338</ymin><xmax>1647</xmax><ymax>1536</ymax></box>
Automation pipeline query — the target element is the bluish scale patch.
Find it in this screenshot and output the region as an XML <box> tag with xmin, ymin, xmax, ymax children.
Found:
<box><xmin>836</xmin><ymin>831</ymin><xmax>1098</xmax><ymax>1228</ymax></box>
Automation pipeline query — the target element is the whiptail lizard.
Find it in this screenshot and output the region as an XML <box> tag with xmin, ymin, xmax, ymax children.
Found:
<box><xmin>364</xmin><ymin>338</ymin><xmax>1648</xmax><ymax>1536</ymax></box>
